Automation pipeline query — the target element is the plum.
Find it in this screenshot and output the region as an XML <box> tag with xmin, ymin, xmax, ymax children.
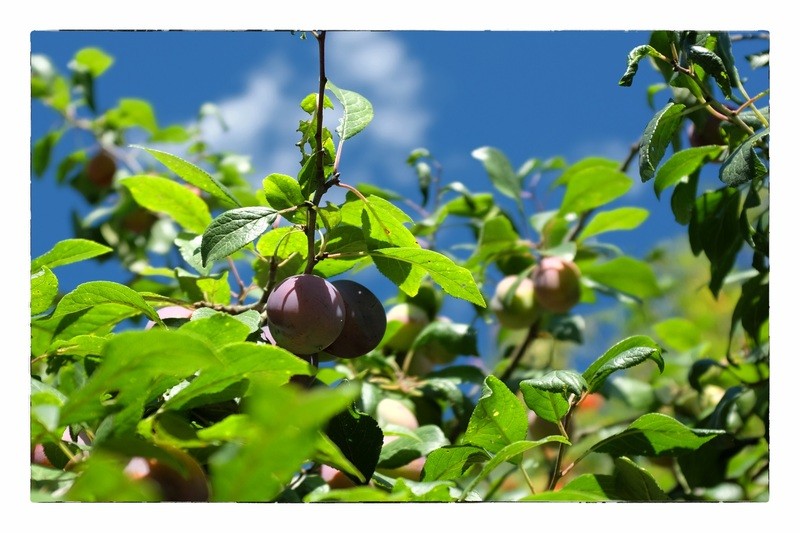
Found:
<box><xmin>324</xmin><ymin>280</ymin><xmax>387</xmax><ymax>359</ymax></box>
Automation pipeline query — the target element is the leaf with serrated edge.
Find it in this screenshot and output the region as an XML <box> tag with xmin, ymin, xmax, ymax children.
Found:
<box><xmin>326</xmin><ymin>81</ymin><xmax>374</xmax><ymax>140</ymax></box>
<box><xmin>463</xmin><ymin>376</ymin><xmax>527</xmax><ymax>454</ymax></box>
<box><xmin>370</xmin><ymin>248</ymin><xmax>485</xmax><ymax>307</ymax></box>
<box><xmin>582</xmin><ymin>335</ymin><xmax>664</xmax><ymax>393</ymax></box>
<box><xmin>134</xmin><ymin>145</ymin><xmax>241</xmax><ymax>208</ymax></box>
<box><xmin>201</xmin><ymin>207</ymin><xmax>278</xmax><ymax>265</ymax></box>
<box><xmin>51</xmin><ymin>281</ymin><xmax>160</xmax><ymax>323</ymax></box>
<box><xmin>31</xmin><ymin>267</ymin><xmax>59</xmax><ymax>315</ymax></box>
<box><xmin>31</xmin><ymin>239</ymin><xmax>112</xmax><ymax>272</ymax></box>
<box><xmin>589</xmin><ymin>412</ymin><xmax>724</xmax><ymax>457</ymax></box>
<box><xmin>639</xmin><ymin>102</ymin><xmax>686</xmax><ymax>182</ymax></box>
<box><xmin>720</xmin><ymin>128</ymin><xmax>769</xmax><ymax>186</ymax></box>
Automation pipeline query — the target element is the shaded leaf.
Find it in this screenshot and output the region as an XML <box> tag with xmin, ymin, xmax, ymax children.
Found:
<box><xmin>326</xmin><ymin>408</ymin><xmax>382</xmax><ymax>484</ymax></box>
<box><xmin>639</xmin><ymin>102</ymin><xmax>686</xmax><ymax>182</ymax></box>
<box><xmin>719</xmin><ymin>128</ymin><xmax>769</xmax><ymax>187</ymax></box>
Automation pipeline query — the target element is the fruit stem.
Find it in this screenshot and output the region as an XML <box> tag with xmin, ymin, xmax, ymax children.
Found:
<box><xmin>305</xmin><ymin>30</ymin><xmax>328</xmax><ymax>275</ymax></box>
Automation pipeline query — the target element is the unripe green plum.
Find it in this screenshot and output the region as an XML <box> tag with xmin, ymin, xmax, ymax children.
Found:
<box><xmin>123</xmin><ymin>446</ymin><xmax>210</xmax><ymax>502</ymax></box>
<box><xmin>266</xmin><ymin>274</ymin><xmax>345</xmax><ymax>355</ymax></box>
<box><xmin>414</xmin><ymin>316</ymin><xmax>458</xmax><ymax>365</ymax></box>
<box><xmin>383</xmin><ymin>303</ymin><xmax>429</xmax><ymax>352</ymax></box>
<box><xmin>532</xmin><ymin>256</ymin><xmax>581</xmax><ymax>313</ymax></box>
<box><xmin>324</xmin><ymin>280</ymin><xmax>387</xmax><ymax>359</ymax></box>
<box><xmin>376</xmin><ymin>398</ymin><xmax>419</xmax><ymax>430</ymax></box>
<box><xmin>490</xmin><ymin>275</ymin><xmax>539</xmax><ymax>329</ymax></box>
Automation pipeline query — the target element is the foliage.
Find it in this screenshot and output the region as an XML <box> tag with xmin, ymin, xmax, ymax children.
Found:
<box><xmin>30</xmin><ymin>30</ymin><xmax>768</xmax><ymax>503</ymax></box>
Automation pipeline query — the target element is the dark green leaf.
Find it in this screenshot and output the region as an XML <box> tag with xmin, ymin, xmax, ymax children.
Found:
<box><xmin>521</xmin><ymin>370</ymin><xmax>587</xmax><ymax>399</ymax></box>
<box><xmin>619</xmin><ymin>45</ymin><xmax>664</xmax><ymax>86</ymax></box>
<box><xmin>200</xmin><ymin>207</ymin><xmax>278</xmax><ymax>265</ymax></box>
<box><xmin>582</xmin><ymin>335</ymin><xmax>664</xmax><ymax>393</ymax></box>
<box><xmin>639</xmin><ymin>102</ymin><xmax>686</xmax><ymax>182</ymax></box>
<box><xmin>326</xmin><ymin>408</ymin><xmax>382</xmax><ymax>485</ymax></box>
<box><xmin>688</xmin><ymin>45</ymin><xmax>732</xmax><ymax>99</ymax></box>
<box><xmin>590</xmin><ymin>412</ymin><xmax>724</xmax><ymax>457</ymax></box>
<box><xmin>670</xmin><ymin>170</ymin><xmax>699</xmax><ymax>225</ymax></box>
<box><xmin>719</xmin><ymin>128</ymin><xmax>769</xmax><ymax>186</ymax></box>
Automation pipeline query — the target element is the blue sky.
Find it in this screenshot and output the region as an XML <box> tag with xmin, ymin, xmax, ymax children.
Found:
<box><xmin>29</xmin><ymin>29</ymin><xmax>771</xmax><ymax>367</ymax></box>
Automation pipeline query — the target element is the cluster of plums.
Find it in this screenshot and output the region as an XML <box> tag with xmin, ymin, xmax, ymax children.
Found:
<box><xmin>264</xmin><ymin>275</ymin><xmax>387</xmax><ymax>359</ymax></box>
<box><xmin>490</xmin><ymin>256</ymin><xmax>582</xmax><ymax>329</ymax></box>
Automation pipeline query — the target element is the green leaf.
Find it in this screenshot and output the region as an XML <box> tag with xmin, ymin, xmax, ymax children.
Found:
<box><xmin>31</xmin><ymin>238</ymin><xmax>113</xmax><ymax>272</ymax></box>
<box><xmin>589</xmin><ymin>412</ymin><xmax>724</xmax><ymax>457</ymax></box>
<box><xmin>654</xmin><ymin>145</ymin><xmax>724</xmax><ymax>198</ymax></box>
<box><xmin>422</xmin><ymin>445</ymin><xmax>490</xmax><ymax>481</ymax></box>
<box><xmin>653</xmin><ymin>317</ymin><xmax>702</xmax><ymax>352</ymax></box>
<box><xmin>106</xmin><ymin>99</ymin><xmax>158</xmax><ymax>134</ymax></box>
<box><xmin>31</xmin><ymin>267</ymin><xmax>59</xmax><ymax>315</ymax></box>
<box><xmin>59</xmin><ymin>330</ymin><xmax>222</xmax><ymax>428</ymax></box>
<box><xmin>52</xmin><ymin>281</ymin><xmax>160</xmax><ymax>323</ymax></box>
<box><xmin>670</xmin><ymin>170</ymin><xmax>699</xmax><ymax>225</ymax></box>
<box><xmin>552</xmin><ymin>157</ymin><xmax>618</xmax><ymax>188</ymax></box>
<box><xmin>578</xmin><ymin>207</ymin><xmax>650</xmax><ymax>241</ymax></box>
<box><xmin>164</xmin><ymin>343</ymin><xmax>311</xmax><ymax>411</ymax></box>
<box><xmin>719</xmin><ymin>127</ymin><xmax>769</xmax><ymax>187</ymax></box>
<box><xmin>580</xmin><ymin>256</ymin><xmax>660</xmax><ymax>300</ymax></box>
<box><xmin>121</xmin><ymin>175</ymin><xmax>211</xmax><ymax>234</ymax></box>
<box><xmin>410</xmin><ymin>321</ymin><xmax>479</xmax><ymax>357</ymax></box>
<box><xmin>558</xmin><ymin>167</ymin><xmax>632</xmax><ymax>215</ymax></box>
<box><xmin>639</xmin><ymin>102</ymin><xmax>686</xmax><ymax>182</ymax></box>
<box><xmin>520</xmin><ymin>489</ymin><xmax>608</xmax><ymax>502</ymax></box>
<box><xmin>460</xmin><ymin>436</ymin><xmax>570</xmax><ymax>500</ymax></box>
<box><xmin>209</xmin><ymin>381</ymin><xmax>358</xmax><ymax>502</ymax></box>
<box><xmin>370</xmin><ymin>248</ymin><xmax>486</xmax><ymax>307</ymax></box>
<box><xmin>325</xmin><ymin>408</ymin><xmax>382</xmax><ymax>485</ymax></box>
<box><xmin>262</xmin><ymin>173</ymin><xmax>306</xmax><ymax>211</ymax></box>
<box><xmin>471</xmin><ymin>146</ymin><xmax>522</xmax><ymax>205</ymax></box>
<box><xmin>134</xmin><ymin>146</ymin><xmax>241</xmax><ymax>208</ymax></box>
<box><xmin>150</xmin><ymin>124</ymin><xmax>191</xmax><ymax>143</ymax></box>
<box><xmin>32</xmin><ymin>130</ymin><xmax>62</xmax><ymax>177</ymax></box>
<box><xmin>200</xmin><ymin>207</ymin><xmax>278</xmax><ymax>265</ymax></box>
<box><xmin>378</xmin><ymin>425</ymin><xmax>449</xmax><ymax>469</ymax></box>
<box><xmin>619</xmin><ymin>45</ymin><xmax>663</xmax><ymax>86</ymax></box>
<box><xmin>73</xmin><ymin>47</ymin><xmax>114</xmax><ymax>77</ymax></box>
<box><xmin>463</xmin><ymin>375</ymin><xmax>527</xmax><ymax>454</ymax></box>
<box><xmin>326</xmin><ymin>81</ymin><xmax>374</xmax><ymax>140</ymax></box>
<box><xmin>582</xmin><ymin>335</ymin><xmax>664</xmax><ymax>393</ymax></box>
<box><xmin>519</xmin><ymin>386</ymin><xmax>570</xmax><ymax>424</ymax></box>
<box><xmin>688</xmin><ymin>45</ymin><xmax>732</xmax><ymax>99</ymax></box>
<box><xmin>613</xmin><ymin>456</ymin><xmax>670</xmax><ymax>501</ymax></box>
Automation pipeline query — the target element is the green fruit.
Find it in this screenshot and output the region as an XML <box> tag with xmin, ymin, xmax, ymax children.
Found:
<box><xmin>383</xmin><ymin>303</ymin><xmax>430</xmax><ymax>352</ymax></box>
<box><xmin>532</xmin><ymin>257</ymin><xmax>581</xmax><ymax>313</ymax></box>
<box><xmin>490</xmin><ymin>275</ymin><xmax>539</xmax><ymax>329</ymax></box>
